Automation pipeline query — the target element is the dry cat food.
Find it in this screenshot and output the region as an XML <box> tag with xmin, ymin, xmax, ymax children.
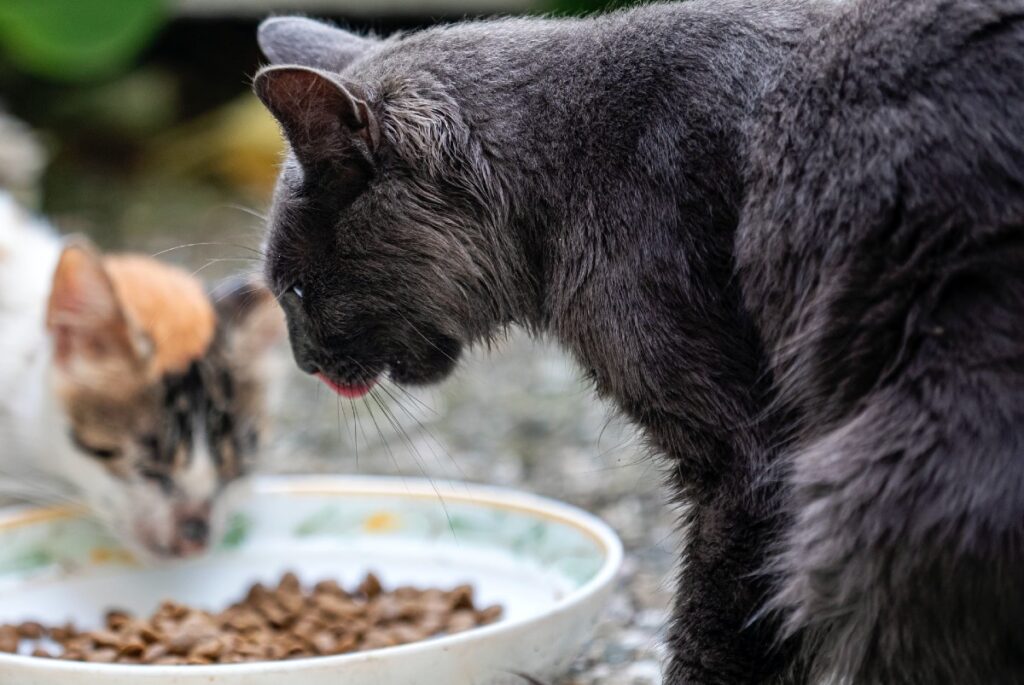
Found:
<box><xmin>0</xmin><ymin>572</ymin><xmax>502</xmax><ymax>665</ymax></box>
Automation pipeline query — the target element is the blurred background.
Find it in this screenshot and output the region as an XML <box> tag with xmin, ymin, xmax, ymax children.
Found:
<box><xmin>0</xmin><ymin>1</ymin><xmax>674</xmax><ymax>682</ymax></box>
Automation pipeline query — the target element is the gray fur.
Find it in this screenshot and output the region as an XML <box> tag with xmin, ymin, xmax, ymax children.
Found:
<box><xmin>741</xmin><ymin>0</ymin><xmax>1024</xmax><ymax>681</ymax></box>
<box><xmin>258</xmin><ymin>16</ymin><xmax>378</xmax><ymax>71</ymax></box>
<box><xmin>254</xmin><ymin>1</ymin><xmax>1024</xmax><ymax>682</ymax></box>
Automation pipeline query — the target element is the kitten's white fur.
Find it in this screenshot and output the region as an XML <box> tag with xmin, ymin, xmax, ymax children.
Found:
<box><xmin>0</xmin><ymin>191</ymin><xmax>68</xmax><ymax>493</ymax></box>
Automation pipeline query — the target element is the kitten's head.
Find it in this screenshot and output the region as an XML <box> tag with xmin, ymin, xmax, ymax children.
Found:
<box><xmin>253</xmin><ymin>18</ymin><xmax>523</xmax><ymax>397</ymax></box>
<box><xmin>45</xmin><ymin>241</ymin><xmax>282</xmax><ymax>559</ymax></box>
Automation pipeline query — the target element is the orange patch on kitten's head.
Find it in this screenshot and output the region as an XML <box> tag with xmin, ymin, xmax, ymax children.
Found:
<box><xmin>103</xmin><ymin>255</ymin><xmax>215</xmax><ymax>378</ymax></box>
<box><xmin>47</xmin><ymin>242</ymin><xmax>216</xmax><ymax>385</ymax></box>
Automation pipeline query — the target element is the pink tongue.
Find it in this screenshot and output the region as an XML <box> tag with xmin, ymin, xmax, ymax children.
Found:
<box><xmin>316</xmin><ymin>373</ymin><xmax>374</xmax><ymax>398</ymax></box>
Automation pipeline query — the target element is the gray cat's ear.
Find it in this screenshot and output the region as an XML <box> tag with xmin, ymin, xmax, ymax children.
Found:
<box><xmin>254</xmin><ymin>65</ymin><xmax>379</xmax><ymax>169</ymax></box>
<box><xmin>258</xmin><ymin>17</ymin><xmax>376</xmax><ymax>71</ymax></box>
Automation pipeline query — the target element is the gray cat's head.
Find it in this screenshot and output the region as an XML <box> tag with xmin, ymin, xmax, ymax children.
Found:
<box><xmin>254</xmin><ymin>18</ymin><xmax>525</xmax><ymax>397</ymax></box>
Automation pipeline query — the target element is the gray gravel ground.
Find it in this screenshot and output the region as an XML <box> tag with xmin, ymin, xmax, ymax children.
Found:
<box><xmin>262</xmin><ymin>331</ymin><xmax>679</xmax><ymax>684</ymax></box>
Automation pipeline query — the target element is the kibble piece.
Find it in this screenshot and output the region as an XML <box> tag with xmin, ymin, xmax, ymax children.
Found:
<box><xmin>245</xmin><ymin>583</ymin><xmax>269</xmax><ymax>604</ymax></box>
<box><xmin>118</xmin><ymin>639</ymin><xmax>146</xmax><ymax>658</ymax></box>
<box><xmin>90</xmin><ymin>629</ymin><xmax>122</xmax><ymax>649</ymax></box>
<box><xmin>291</xmin><ymin>618</ymin><xmax>321</xmax><ymax>643</ymax></box>
<box><xmin>374</xmin><ymin>595</ymin><xmax>403</xmax><ymax>622</ymax></box>
<box><xmin>137</xmin><ymin>623</ymin><xmax>162</xmax><ymax>644</ymax></box>
<box><xmin>448</xmin><ymin>584</ymin><xmax>474</xmax><ymax>611</ymax></box>
<box><xmin>0</xmin><ymin>625</ymin><xmax>19</xmax><ymax>653</ymax></box>
<box><xmin>278</xmin><ymin>572</ymin><xmax>301</xmax><ymax>595</ymax></box>
<box><xmin>358</xmin><ymin>573</ymin><xmax>383</xmax><ymax>599</ymax></box>
<box><xmin>61</xmin><ymin>636</ymin><xmax>93</xmax><ymax>654</ymax></box>
<box><xmin>153</xmin><ymin>655</ymin><xmax>189</xmax><ymax>665</ymax></box>
<box><xmin>446</xmin><ymin>609</ymin><xmax>478</xmax><ymax>634</ymax></box>
<box><xmin>477</xmin><ymin>604</ymin><xmax>503</xmax><ymax>625</ymax></box>
<box><xmin>334</xmin><ymin>633</ymin><xmax>359</xmax><ymax>654</ymax></box>
<box><xmin>31</xmin><ymin>647</ymin><xmax>50</xmax><ymax>658</ymax></box>
<box><xmin>277</xmin><ymin>591</ymin><xmax>305</xmax><ymax>616</ymax></box>
<box><xmin>17</xmin><ymin>621</ymin><xmax>45</xmax><ymax>639</ymax></box>
<box><xmin>84</xmin><ymin>647</ymin><xmax>118</xmax><ymax>663</ymax></box>
<box><xmin>315</xmin><ymin>594</ymin><xmax>360</xmax><ymax>620</ymax></box>
<box><xmin>313</xmin><ymin>579</ymin><xmax>343</xmax><ymax>597</ymax></box>
<box><xmin>361</xmin><ymin>629</ymin><xmax>397</xmax><ymax>650</ymax></box>
<box><xmin>49</xmin><ymin>622</ymin><xmax>75</xmax><ymax>642</ymax></box>
<box><xmin>310</xmin><ymin>631</ymin><xmax>337</xmax><ymax>655</ymax></box>
<box><xmin>166</xmin><ymin>614</ymin><xmax>218</xmax><ymax>655</ymax></box>
<box><xmin>141</xmin><ymin>643</ymin><xmax>169</xmax><ymax>663</ymax></box>
<box><xmin>223</xmin><ymin>607</ymin><xmax>264</xmax><ymax>633</ymax></box>
<box><xmin>255</xmin><ymin>598</ymin><xmax>290</xmax><ymax>628</ymax></box>
<box><xmin>417</xmin><ymin>612</ymin><xmax>447</xmax><ymax>637</ymax></box>
<box><xmin>190</xmin><ymin>637</ymin><xmax>224</xmax><ymax>659</ymax></box>
<box><xmin>390</xmin><ymin>623</ymin><xmax>428</xmax><ymax>644</ymax></box>
<box><xmin>104</xmin><ymin>609</ymin><xmax>132</xmax><ymax>631</ymax></box>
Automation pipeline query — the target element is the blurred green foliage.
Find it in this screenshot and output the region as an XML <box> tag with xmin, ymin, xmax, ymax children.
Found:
<box><xmin>0</xmin><ymin>0</ymin><xmax>167</xmax><ymax>81</ymax></box>
<box><xmin>543</xmin><ymin>0</ymin><xmax>633</xmax><ymax>15</ymax></box>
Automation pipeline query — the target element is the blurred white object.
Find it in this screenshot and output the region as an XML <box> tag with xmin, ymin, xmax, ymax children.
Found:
<box><xmin>0</xmin><ymin>109</ymin><xmax>46</xmax><ymax>203</ymax></box>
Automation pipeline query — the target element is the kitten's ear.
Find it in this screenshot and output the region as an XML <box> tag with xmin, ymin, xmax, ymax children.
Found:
<box><xmin>213</xmin><ymin>276</ymin><xmax>285</xmax><ymax>361</ymax></box>
<box><xmin>254</xmin><ymin>65</ymin><xmax>379</xmax><ymax>170</ymax></box>
<box><xmin>258</xmin><ymin>16</ymin><xmax>376</xmax><ymax>71</ymax></box>
<box><xmin>46</xmin><ymin>240</ymin><xmax>145</xmax><ymax>376</ymax></box>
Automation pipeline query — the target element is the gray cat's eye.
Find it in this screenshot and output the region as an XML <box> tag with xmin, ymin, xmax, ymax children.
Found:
<box><xmin>292</xmin><ymin>284</ymin><xmax>304</xmax><ymax>299</ymax></box>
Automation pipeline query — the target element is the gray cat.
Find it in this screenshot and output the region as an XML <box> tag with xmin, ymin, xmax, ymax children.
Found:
<box><xmin>251</xmin><ymin>0</ymin><xmax>1024</xmax><ymax>682</ymax></box>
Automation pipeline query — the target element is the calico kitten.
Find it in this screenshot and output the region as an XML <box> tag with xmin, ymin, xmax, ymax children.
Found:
<box><xmin>0</xmin><ymin>192</ymin><xmax>282</xmax><ymax>559</ymax></box>
<box><xmin>251</xmin><ymin>3</ymin><xmax>829</xmax><ymax>681</ymax></box>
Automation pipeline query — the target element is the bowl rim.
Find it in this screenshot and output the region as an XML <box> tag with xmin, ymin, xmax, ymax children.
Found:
<box><xmin>0</xmin><ymin>474</ymin><xmax>624</xmax><ymax>676</ymax></box>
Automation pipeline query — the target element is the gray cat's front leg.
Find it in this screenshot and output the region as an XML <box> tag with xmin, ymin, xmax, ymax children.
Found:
<box><xmin>665</xmin><ymin>480</ymin><xmax>800</xmax><ymax>685</ymax></box>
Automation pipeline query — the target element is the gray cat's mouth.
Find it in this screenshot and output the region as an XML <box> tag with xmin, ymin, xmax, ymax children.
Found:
<box><xmin>316</xmin><ymin>372</ymin><xmax>377</xmax><ymax>398</ymax></box>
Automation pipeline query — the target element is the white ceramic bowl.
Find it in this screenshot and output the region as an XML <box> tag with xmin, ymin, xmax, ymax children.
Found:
<box><xmin>0</xmin><ymin>475</ymin><xmax>623</xmax><ymax>684</ymax></box>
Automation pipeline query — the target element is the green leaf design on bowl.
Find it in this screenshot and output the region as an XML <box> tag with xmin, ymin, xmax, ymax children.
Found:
<box><xmin>219</xmin><ymin>513</ymin><xmax>251</xmax><ymax>550</ymax></box>
<box><xmin>0</xmin><ymin>547</ymin><xmax>54</xmax><ymax>575</ymax></box>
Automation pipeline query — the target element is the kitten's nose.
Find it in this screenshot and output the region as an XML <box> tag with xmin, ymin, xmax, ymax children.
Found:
<box><xmin>173</xmin><ymin>515</ymin><xmax>210</xmax><ymax>556</ymax></box>
<box><xmin>180</xmin><ymin>517</ymin><xmax>209</xmax><ymax>544</ymax></box>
